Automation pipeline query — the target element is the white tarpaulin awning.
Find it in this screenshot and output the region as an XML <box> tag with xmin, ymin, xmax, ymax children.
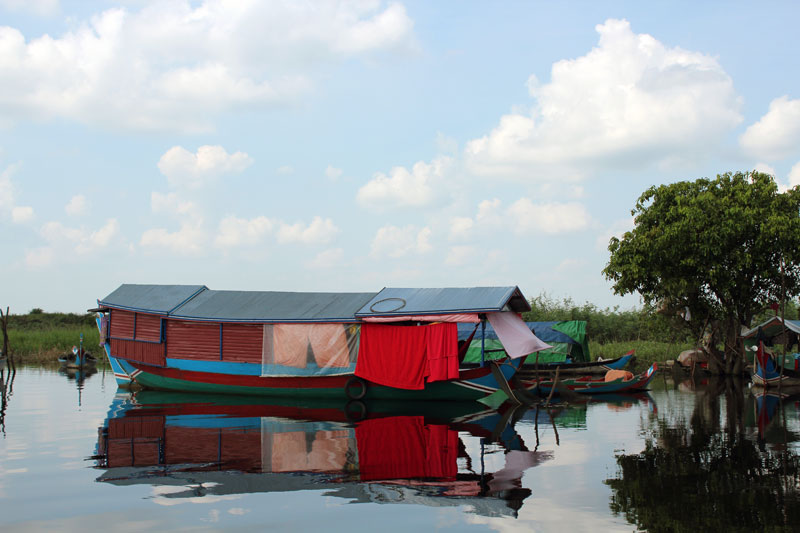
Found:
<box><xmin>487</xmin><ymin>312</ymin><xmax>553</xmax><ymax>359</ymax></box>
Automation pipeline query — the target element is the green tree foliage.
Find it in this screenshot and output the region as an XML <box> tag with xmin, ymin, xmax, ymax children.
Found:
<box><xmin>603</xmin><ymin>172</ymin><xmax>800</xmax><ymax>373</ymax></box>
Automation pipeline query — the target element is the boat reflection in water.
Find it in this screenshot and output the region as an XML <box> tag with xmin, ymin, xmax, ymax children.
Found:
<box><xmin>751</xmin><ymin>389</ymin><xmax>800</xmax><ymax>449</ymax></box>
<box><xmin>58</xmin><ymin>365</ymin><xmax>98</xmax><ymax>406</ymax></box>
<box><xmin>94</xmin><ymin>393</ymin><xmax>551</xmax><ymax>517</ymax></box>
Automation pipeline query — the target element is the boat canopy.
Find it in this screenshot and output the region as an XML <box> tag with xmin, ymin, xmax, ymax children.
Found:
<box><xmin>97</xmin><ymin>284</ymin><xmax>533</xmax><ymax>324</ymax></box>
<box><xmin>355</xmin><ymin>286</ymin><xmax>530</xmax><ymax>318</ymax></box>
<box><xmin>98</xmin><ymin>284</ymin><xmax>208</xmax><ymax>315</ymax></box>
<box><xmin>169</xmin><ymin>290</ymin><xmax>377</xmax><ymax>323</ymax></box>
<box><xmin>741</xmin><ymin>316</ymin><xmax>800</xmax><ymax>350</ymax></box>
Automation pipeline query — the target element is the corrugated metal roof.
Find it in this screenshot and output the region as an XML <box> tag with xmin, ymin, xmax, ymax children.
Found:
<box><xmin>99</xmin><ymin>284</ymin><xmax>208</xmax><ymax>315</ymax></box>
<box><xmin>169</xmin><ymin>290</ymin><xmax>377</xmax><ymax>323</ymax></box>
<box><xmin>99</xmin><ymin>284</ymin><xmax>532</xmax><ymax>322</ymax></box>
<box><xmin>355</xmin><ymin>286</ymin><xmax>530</xmax><ymax>317</ymax></box>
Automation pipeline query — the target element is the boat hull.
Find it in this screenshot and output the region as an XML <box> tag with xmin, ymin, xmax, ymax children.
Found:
<box><xmin>519</xmin><ymin>351</ymin><xmax>634</xmax><ymax>376</ymax></box>
<box><xmin>751</xmin><ymin>347</ymin><xmax>800</xmax><ymax>389</ymax></box>
<box><xmin>524</xmin><ymin>363</ymin><xmax>658</xmax><ymax>396</ymax></box>
<box><xmin>115</xmin><ymin>357</ymin><xmax>520</xmax><ymax>401</ymax></box>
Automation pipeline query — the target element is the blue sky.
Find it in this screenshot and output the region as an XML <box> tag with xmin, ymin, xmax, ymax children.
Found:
<box><xmin>1</xmin><ymin>1</ymin><xmax>799</xmax><ymax>313</ymax></box>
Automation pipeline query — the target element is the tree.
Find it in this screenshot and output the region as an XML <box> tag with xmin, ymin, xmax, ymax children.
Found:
<box><xmin>603</xmin><ymin>171</ymin><xmax>800</xmax><ymax>374</ymax></box>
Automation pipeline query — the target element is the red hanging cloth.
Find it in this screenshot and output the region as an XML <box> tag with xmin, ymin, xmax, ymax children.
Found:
<box><xmin>425</xmin><ymin>322</ymin><xmax>458</xmax><ymax>382</ymax></box>
<box><xmin>355</xmin><ymin>322</ymin><xmax>459</xmax><ymax>390</ymax></box>
<box><xmin>355</xmin><ymin>323</ymin><xmax>428</xmax><ymax>389</ymax></box>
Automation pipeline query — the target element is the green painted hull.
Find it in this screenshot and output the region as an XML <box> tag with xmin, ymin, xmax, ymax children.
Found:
<box><xmin>132</xmin><ymin>368</ymin><xmax>486</xmax><ymax>402</ymax></box>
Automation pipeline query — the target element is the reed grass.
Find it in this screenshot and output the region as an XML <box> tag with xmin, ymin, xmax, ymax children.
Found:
<box><xmin>590</xmin><ymin>340</ymin><xmax>695</xmax><ymax>371</ymax></box>
<box><xmin>6</xmin><ymin>327</ymin><xmax>102</xmax><ymax>364</ymax></box>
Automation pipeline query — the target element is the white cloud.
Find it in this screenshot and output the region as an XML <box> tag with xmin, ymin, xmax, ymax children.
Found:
<box><xmin>151</xmin><ymin>191</ymin><xmax>195</xmax><ymax>216</ymax></box>
<box><xmin>754</xmin><ymin>162</ymin><xmax>776</xmax><ymax>177</ymax></box>
<box><xmin>507</xmin><ymin>198</ymin><xmax>590</xmax><ymax>234</ymax></box>
<box><xmin>215</xmin><ymin>215</ymin><xmax>273</xmax><ymax>247</ymax></box>
<box><xmin>357</xmin><ymin>156</ymin><xmax>452</xmax><ymax>210</ymax></box>
<box><xmin>325</xmin><ymin>165</ymin><xmax>343</xmax><ymax>181</ymax></box>
<box><xmin>276</xmin><ymin>216</ymin><xmax>339</xmax><ymax>244</ymax></box>
<box><xmin>740</xmin><ymin>96</ymin><xmax>800</xmax><ymax>161</ymax></box>
<box><xmin>789</xmin><ymin>162</ymin><xmax>800</xmax><ymax>188</ymax></box>
<box><xmin>465</xmin><ymin>18</ymin><xmax>741</xmax><ymax>178</ymax></box>
<box><xmin>435</xmin><ymin>132</ymin><xmax>458</xmax><ymax>155</ymax></box>
<box><xmin>306</xmin><ymin>248</ymin><xmax>345</xmax><ymax>269</ymax></box>
<box><xmin>0</xmin><ymin>2</ymin><xmax>415</xmax><ymax>132</ymax></box>
<box><xmin>158</xmin><ymin>145</ymin><xmax>253</xmax><ymax>189</ymax></box>
<box><xmin>445</xmin><ymin>245</ymin><xmax>476</xmax><ymax>266</ymax></box>
<box><xmin>0</xmin><ymin>162</ymin><xmax>25</xmax><ymax>219</ymax></box>
<box><xmin>448</xmin><ymin>216</ymin><xmax>474</xmax><ymax>241</ymax></box>
<box><xmin>595</xmin><ymin>216</ymin><xmax>635</xmax><ymax>251</ymax></box>
<box><xmin>462</xmin><ymin>197</ymin><xmax>590</xmax><ymax>238</ymax></box>
<box><xmin>39</xmin><ymin>218</ymin><xmax>120</xmax><ymax>254</ymax></box>
<box><xmin>140</xmin><ymin>222</ymin><xmax>206</xmax><ymax>255</ymax></box>
<box><xmin>11</xmin><ymin>206</ymin><xmax>33</xmax><ymax>223</ymax></box>
<box><xmin>276</xmin><ymin>165</ymin><xmax>294</xmax><ymax>175</ymax></box>
<box><xmin>25</xmin><ymin>246</ymin><xmax>54</xmax><ymax>268</ymax></box>
<box><xmin>370</xmin><ymin>225</ymin><xmax>432</xmax><ymax>258</ymax></box>
<box><xmin>65</xmin><ymin>194</ymin><xmax>87</xmax><ymax>216</ymax></box>
<box><xmin>0</xmin><ymin>0</ymin><xmax>58</xmax><ymax>16</ymax></box>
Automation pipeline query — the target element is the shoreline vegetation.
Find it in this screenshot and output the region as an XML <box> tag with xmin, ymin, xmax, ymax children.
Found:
<box><xmin>3</xmin><ymin>295</ymin><xmax>796</xmax><ymax>370</ymax></box>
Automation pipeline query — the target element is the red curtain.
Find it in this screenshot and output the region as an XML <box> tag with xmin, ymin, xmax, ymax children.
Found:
<box><xmin>426</xmin><ymin>322</ymin><xmax>458</xmax><ymax>382</ymax></box>
<box><xmin>355</xmin><ymin>323</ymin><xmax>428</xmax><ymax>389</ymax></box>
<box><xmin>355</xmin><ymin>322</ymin><xmax>458</xmax><ymax>390</ymax></box>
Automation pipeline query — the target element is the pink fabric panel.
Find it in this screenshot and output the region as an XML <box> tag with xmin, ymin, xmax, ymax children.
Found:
<box><xmin>273</xmin><ymin>324</ymin><xmax>310</xmax><ymax>368</ymax></box>
<box><xmin>425</xmin><ymin>322</ymin><xmax>459</xmax><ymax>382</ymax></box>
<box><xmin>362</xmin><ymin>314</ymin><xmax>480</xmax><ymax>323</ymax></box>
<box><xmin>307</xmin><ymin>323</ymin><xmax>350</xmax><ymax>368</ymax></box>
<box><xmin>487</xmin><ymin>312</ymin><xmax>553</xmax><ymax>359</ymax></box>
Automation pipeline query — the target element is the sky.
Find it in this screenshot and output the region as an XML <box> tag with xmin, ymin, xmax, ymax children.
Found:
<box><xmin>1</xmin><ymin>0</ymin><xmax>799</xmax><ymax>314</ymax></box>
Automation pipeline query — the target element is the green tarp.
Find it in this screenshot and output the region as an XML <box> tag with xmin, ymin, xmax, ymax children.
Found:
<box><xmin>462</xmin><ymin>320</ymin><xmax>590</xmax><ymax>364</ymax></box>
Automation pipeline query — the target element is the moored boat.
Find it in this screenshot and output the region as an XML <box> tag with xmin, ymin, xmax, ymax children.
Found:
<box><xmin>58</xmin><ymin>337</ymin><xmax>97</xmax><ymax>369</ymax></box>
<box><xmin>458</xmin><ymin>321</ymin><xmax>634</xmax><ymax>373</ymax></box>
<box><xmin>93</xmin><ymin>284</ymin><xmax>551</xmax><ymax>401</ymax></box>
<box><xmin>742</xmin><ymin>317</ymin><xmax>800</xmax><ymax>390</ymax></box>
<box><xmin>522</xmin><ymin>363</ymin><xmax>658</xmax><ymax>396</ymax></box>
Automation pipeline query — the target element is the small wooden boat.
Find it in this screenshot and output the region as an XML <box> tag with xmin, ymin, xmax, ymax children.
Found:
<box><xmin>522</xmin><ymin>363</ymin><xmax>658</xmax><ymax>396</ymax></box>
<box><xmin>515</xmin><ymin>350</ymin><xmax>635</xmax><ymax>377</ymax></box>
<box><xmin>58</xmin><ymin>342</ymin><xmax>97</xmax><ymax>369</ymax></box>
<box><xmin>751</xmin><ymin>346</ymin><xmax>800</xmax><ymax>389</ymax></box>
<box><xmin>744</xmin><ymin>316</ymin><xmax>800</xmax><ymax>389</ymax></box>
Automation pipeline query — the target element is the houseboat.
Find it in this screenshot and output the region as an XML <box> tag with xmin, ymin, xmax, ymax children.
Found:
<box><xmin>93</xmin><ymin>284</ymin><xmax>551</xmax><ymax>401</ymax></box>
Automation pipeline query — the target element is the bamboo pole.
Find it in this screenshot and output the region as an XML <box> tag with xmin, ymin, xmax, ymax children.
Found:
<box><xmin>0</xmin><ymin>307</ymin><xmax>13</xmax><ymax>372</ymax></box>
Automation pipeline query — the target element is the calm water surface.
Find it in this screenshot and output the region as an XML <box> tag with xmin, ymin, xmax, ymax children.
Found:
<box><xmin>1</xmin><ymin>366</ymin><xmax>799</xmax><ymax>532</ymax></box>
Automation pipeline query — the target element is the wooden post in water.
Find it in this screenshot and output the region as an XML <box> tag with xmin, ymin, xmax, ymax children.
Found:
<box><xmin>0</xmin><ymin>307</ymin><xmax>12</xmax><ymax>372</ymax></box>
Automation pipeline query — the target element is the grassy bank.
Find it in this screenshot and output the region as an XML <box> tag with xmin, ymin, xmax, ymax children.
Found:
<box><xmin>591</xmin><ymin>340</ymin><xmax>695</xmax><ymax>372</ymax></box>
<box><xmin>3</xmin><ymin>311</ymin><xmax>102</xmax><ymax>364</ymax></box>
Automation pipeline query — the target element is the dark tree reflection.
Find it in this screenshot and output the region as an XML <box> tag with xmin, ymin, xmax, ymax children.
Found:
<box><xmin>606</xmin><ymin>377</ymin><xmax>800</xmax><ymax>532</ymax></box>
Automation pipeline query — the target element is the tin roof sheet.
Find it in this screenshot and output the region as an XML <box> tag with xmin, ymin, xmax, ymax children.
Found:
<box><xmin>355</xmin><ymin>286</ymin><xmax>530</xmax><ymax>317</ymax></box>
<box><xmin>169</xmin><ymin>290</ymin><xmax>377</xmax><ymax>323</ymax></box>
<box><xmin>98</xmin><ymin>284</ymin><xmax>208</xmax><ymax>315</ymax></box>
